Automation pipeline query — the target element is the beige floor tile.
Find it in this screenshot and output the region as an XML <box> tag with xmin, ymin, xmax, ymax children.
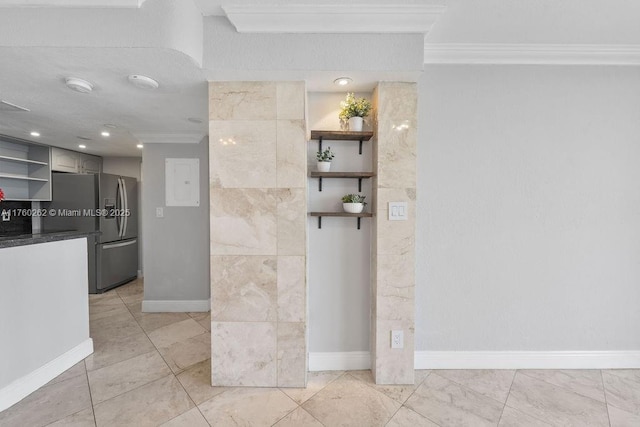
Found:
<box><xmin>0</xmin><ymin>375</ymin><xmax>91</xmax><ymax>427</ymax></box>
<box><xmin>87</xmin><ymin>350</ymin><xmax>171</xmax><ymax>404</ymax></box>
<box><xmin>159</xmin><ymin>407</ymin><xmax>209</xmax><ymax>427</ymax></box>
<box><xmin>89</xmin><ymin>292</ymin><xmax>122</xmax><ymax>307</ymax></box>
<box><xmin>603</xmin><ymin>371</ymin><xmax>640</xmax><ymax>416</ymax></box>
<box><xmin>48</xmin><ymin>407</ymin><xmax>96</xmax><ymax>426</ymax></box>
<box><xmin>89</xmin><ymin>303</ymin><xmax>130</xmax><ymax>321</ymax></box>
<box><xmin>85</xmin><ymin>332</ymin><xmax>156</xmax><ymax>371</ymax></box>
<box><xmin>89</xmin><ymin>312</ymin><xmax>143</xmax><ymax>343</ymax></box>
<box><xmin>281</xmin><ymin>370</ymin><xmax>344</xmax><ymax>404</ymax></box>
<box><xmin>436</xmin><ymin>369</ymin><xmax>515</xmax><ymax>404</ymax></box>
<box><xmin>158</xmin><ymin>332</ymin><xmax>211</xmax><ymax>374</ymax></box>
<box><xmin>273</xmin><ymin>407</ymin><xmax>323</xmax><ymax>427</ymax></box>
<box><xmin>405</xmin><ymin>373</ymin><xmax>504</xmax><ymax>427</ymax></box>
<box><xmin>520</xmin><ymin>369</ymin><xmax>605</xmax><ymax>402</ymax></box>
<box><xmin>302</xmin><ymin>374</ymin><xmax>401</xmax><ymax>427</ymax></box>
<box><xmin>607</xmin><ymin>370</ymin><xmax>640</xmax><ymax>384</ymax></box>
<box><xmin>608</xmin><ymin>404</ymin><xmax>640</xmax><ymax>427</ymax></box>
<box><xmin>198</xmin><ymin>387</ymin><xmax>297</xmax><ymax>426</ymax></box>
<box><xmin>499</xmin><ymin>406</ymin><xmax>552</xmax><ymax>426</ymax></box>
<box><xmin>176</xmin><ymin>359</ymin><xmax>228</xmax><ymax>405</ymax></box>
<box><xmin>349</xmin><ymin>369</ymin><xmax>431</xmax><ymax>403</ymax></box>
<box><xmin>136</xmin><ymin>312</ymin><xmax>191</xmax><ymax>334</ymax></box>
<box><xmin>93</xmin><ymin>375</ymin><xmax>194</xmax><ymax>427</ymax></box>
<box><xmin>147</xmin><ymin>318</ymin><xmax>207</xmax><ymax>349</ymax></box>
<box><xmin>46</xmin><ymin>361</ymin><xmax>86</xmax><ymax>387</ymax></box>
<box><xmin>506</xmin><ymin>372</ymin><xmax>609</xmax><ymax>426</ymax></box>
<box><xmin>386</xmin><ymin>406</ymin><xmax>439</xmax><ymax>427</ymax></box>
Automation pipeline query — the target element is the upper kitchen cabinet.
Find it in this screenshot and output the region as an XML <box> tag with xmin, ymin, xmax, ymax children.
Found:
<box><xmin>0</xmin><ymin>136</ymin><xmax>51</xmax><ymax>201</ymax></box>
<box><xmin>51</xmin><ymin>147</ymin><xmax>102</xmax><ymax>174</ymax></box>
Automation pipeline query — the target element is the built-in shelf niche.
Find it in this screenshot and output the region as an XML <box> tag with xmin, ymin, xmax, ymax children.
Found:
<box><xmin>0</xmin><ymin>137</ymin><xmax>52</xmax><ymax>201</ymax></box>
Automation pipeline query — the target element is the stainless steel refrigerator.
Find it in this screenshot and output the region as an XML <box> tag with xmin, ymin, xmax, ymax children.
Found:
<box><xmin>43</xmin><ymin>172</ymin><xmax>138</xmax><ymax>293</ymax></box>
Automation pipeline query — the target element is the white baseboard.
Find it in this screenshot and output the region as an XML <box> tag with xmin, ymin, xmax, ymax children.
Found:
<box><xmin>0</xmin><ymin>338</ymin><xmax>93</xmax><ymax>412</ymax></box>
<box><xmin>309</xmin><ymin>352</ymin><xmax>371</xmax><ymax>371</ymax></box>
<box><xmin>142</xmin><ymin>299</ymin><xmax>210</xmax><ymax>313</ymax></box>
<box><xmin>415</xmin><ymin>351</ymin><xmax>640</xmax><ymax>370</ymax></box>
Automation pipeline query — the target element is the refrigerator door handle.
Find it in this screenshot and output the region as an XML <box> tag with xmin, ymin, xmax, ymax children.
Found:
<box><xmin>122</xmin><ymin>177</ymin><xmax>128</xmax><ymax>238</ymax></box>
<box><xmin>102</xmin><ymin>239</ymin><xmax>137</xmax><ymax>250</ymax></box>
<box><xmin>115</xmin><ymin>178</ymin><xmax>122</xmax><ymax>237</ymax></box>
<box><xmin>117</xmin><ymin>178</ymin><xmax>126</xmax><ymax>238</ymax></box>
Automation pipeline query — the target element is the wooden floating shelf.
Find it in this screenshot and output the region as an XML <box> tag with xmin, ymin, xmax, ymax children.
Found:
<box><xmin>309</xmin><ymin>172</ymin><xmax>374</xmax><ymax>178</ymax></box>
<box><xmin>310</xmin><ymin>130</ymin><xmax>374</xmax><ymax>141</ymax></box>
<box><xmin>308</xmin><ymin>171</ymin><xmax>374</xmax><ymax>192</ymax></box>
<box><xmin>309</xmin><ymin>211</ymin><xmax>373</xmax><ymax>230</ymax></box>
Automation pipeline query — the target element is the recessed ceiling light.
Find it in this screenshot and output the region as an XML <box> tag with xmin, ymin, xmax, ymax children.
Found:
<box><xmin>137</xmin><ymin>144</ymin><xmax>143</xmax><ymax>149</ymax></box>
<box><xmin>101</xmin><ymin>131</ymin><xmax>110</xmax><ymax>137</ymax></box>
<box><xmin>103</xmin><ymin>124</ymin><xmax>117</xmax><ymax>129</ymax></box>
<box><xmin>334</xmin><ymin>77</ymin><xmax>353</xmax><ymax>86</ymax></box>
<box><xmin>128</xmin><ymin>74</ymin><xmax>159</xmax><ymax>90</ymax></box>
<box><xmin>187</xmin><ymin>117</ymin><xmax>203</xmax><ymax>124</ymax></box>
<box><xmin>78</xmin><ymin>144</ymin><xmax>86</xmax><ymax>149</ymax></box>
<box><xmin>30</xmin><ymin>131</ymin><xmax>40</xmax><ymax>137</ymax></box>
<box><xmin>65</xmin><ymin>77</ymin><xmax>94</xmax><ymax>93</ymax></box>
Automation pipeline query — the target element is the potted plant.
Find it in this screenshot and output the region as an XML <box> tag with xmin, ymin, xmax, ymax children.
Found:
<box><xmin>316</xmin><ymin>147</ymin><xmax>335</xmax><ymax>172</ymax></box>
<box><xmin>342</xmin><ymin>193</ymin><xmax>367</xmax><ymax>213</ymax></box>
<box><xmin>339</xmin><ymin>92</ymin><xmax>372</xmax><ymax>132</ymax></box>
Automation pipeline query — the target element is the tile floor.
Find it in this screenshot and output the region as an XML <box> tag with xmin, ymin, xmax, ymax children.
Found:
<box><xmin>1</xmin><ymin>279</ymin><xmax>640</xmax><ymax>426</ymax></box>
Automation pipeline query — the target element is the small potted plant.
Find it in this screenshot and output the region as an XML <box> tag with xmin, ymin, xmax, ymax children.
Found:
<box><xmin>316</xmin><ymin>147</ymin><xmax>335</xmax><ymax>172</ymax></box>
<box><xmin>339</xmin><ymin>92</ymin><xmax>372</xmax><ymax>132</ymax></box>
<box><xmin>342</xmin><ymin>193</ymin><xmax>367</xmax><ymax>213</ymax></box>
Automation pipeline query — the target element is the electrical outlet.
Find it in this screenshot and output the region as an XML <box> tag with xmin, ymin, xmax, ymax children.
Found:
<box><xmin>391</xmin><ymin>330</ymin><xmax>404</xmax><ymax>349</ymax></box>
<box><xmin>156</xmin><ymin>207</ymin><xmax>164</xmax><ymax>218</ymax></box>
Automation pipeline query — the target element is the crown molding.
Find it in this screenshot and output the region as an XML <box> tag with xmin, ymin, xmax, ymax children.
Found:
<box><xmin>222</xmin><ymin>4</ymin><xmax>446</xmax><ymax>34</ymax></box>
<box><xmin>133</xmin><ymin>133</ymin><xmax>205</xmax><ymax>144</ymax></box>
<box><xmin>424</xmin><ymin>43</ymin><xmax>640</xmax><ymax>65</ymax></box>
<box><xmin>0</xmin><ymin>0</ymin><xmax>143</xmax><ymax>7</ymax></box>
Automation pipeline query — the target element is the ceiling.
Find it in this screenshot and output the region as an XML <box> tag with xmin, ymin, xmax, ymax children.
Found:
<box><xmin>0</xmin><ymin>0</ymin><xmax>636</xmax><ymax>158</ymax></box>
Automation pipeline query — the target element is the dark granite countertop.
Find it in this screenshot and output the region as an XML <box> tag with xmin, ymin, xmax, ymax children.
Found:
<box><xmin>0</xmin><ymin>230</ymin><xmax>100</xmax><ymax>249</ymax></box>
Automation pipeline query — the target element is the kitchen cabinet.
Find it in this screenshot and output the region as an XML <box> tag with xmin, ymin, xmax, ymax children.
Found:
<box><xmin>51</xmin><ymin>147</ymin><xmax>102</xmax><ymax>174</ymax></box>
<box><xmin>0</xmin><ymin>136</ymin><xmax>51</xmax><ymax>201</ymax></box>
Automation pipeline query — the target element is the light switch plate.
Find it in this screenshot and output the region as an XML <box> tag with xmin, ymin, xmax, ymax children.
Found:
<box><xmin>388</xmin><ymin>202</ymin><xmax>408</xmax><ymax>221</ymax></box>
<box><xmin>156</xmin><ymin>207</ymin><xmax>164</xmax><ymax>218</ymax></box>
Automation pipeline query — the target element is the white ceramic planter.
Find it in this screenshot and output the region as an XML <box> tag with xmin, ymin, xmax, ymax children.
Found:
<box><xmin>348</xmin><ymin>116</ymin><xmax>364</xmax><ymax>132</ymax></box>
<box><xmin>343</xmin><ymin>203</ymin><xmax>364</xmax><ymax>213</ymax></box>
<box><xmin>317</xmin><ymin>161</ymin><xmax>331</xmax><ymax>172</ymax></box>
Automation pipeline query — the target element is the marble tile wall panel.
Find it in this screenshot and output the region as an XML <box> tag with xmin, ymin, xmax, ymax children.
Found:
<box><xmin>211</xmin><ymin>255</ymin><xmax>277</xmax><ymax>322</ymax></box>
<box><xmin>277</xmin><ymin>256</ymin><xmax>306</xmax><ymax>323</ymax></box>
<box><xmin>211</xmin><ymin>321</ymin><xmax>277</xmax><ymax>387</ymax></box>
<box><xmin>277</xmin><ymin>188</ymin><xmax>307</xmax><ymax>255</ymax></box>
<box><xmin>209</xmin><ymin>120</ymin><xmax>277</xmax><ymax>188</ymax></box>
<box><xmin>277</xmin><ymin>322</ymin><xmax>307</xmax><ymax>387</ymax></box>
<box><xmin>276</xmin><ymin>120</ymin><xmax>307</xmax><ymax>188</ymax></box>
<box><xmin>372</xmin><ymin>82</ymin><xmax>417</xmax><ymax>385</ymax></box>
<box><xmin>209</xmin><ymin>81</ymin><xmax>276</xmax><ymax>121</ymax></box>
<box><xmin>210</xmin><ymin>188</ymin><xmax>277</xmax><ymax>255</ymax></box>
<box><xmin>209</xmin><ymin>81</ymin><xmax>307</xmax><ymax>388</ymax></box>
<box><xmin>276</xmin><ymin>82</ymin><xmax>305</xmax><ymax>120</ymax></box>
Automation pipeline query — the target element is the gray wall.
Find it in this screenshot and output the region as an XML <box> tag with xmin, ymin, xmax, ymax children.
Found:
<box><xmin>307</xmin><ymin>93</ymin><xmax>373</xmax><ymax>352</ymax></box>
<box><xmin>142</xmin><ymin>140</ymin><xmax>210</xmax><ymax>303</ymax></box>
<box><xmin>416</xmin><ymin>65</ymin><xmax>640</xmax><ymax>351</ymax></box>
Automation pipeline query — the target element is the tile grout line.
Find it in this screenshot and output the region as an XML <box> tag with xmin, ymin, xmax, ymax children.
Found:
<box><xmin>600</xmin><ymin>370</ymin><xmax>612</xmax><ymax>427</ymax></box>
<box><xmin>399</xmin><ymin>371</ymin><xmax>444</xmax><ymax>427</ymax></box>
<box><xmin>84</xmin><ymin>360</ymin><xmax>99</xmax><ymax>427</ymax></box>
<box><xmin>517</xmin><ymin>369</ymin><xmax>611</xmax><ymax>407</ymax></box>
<box><xmin>497</xmin><ymin>369</ymin><xmax>517</xmax><ymax>425</ymax></box>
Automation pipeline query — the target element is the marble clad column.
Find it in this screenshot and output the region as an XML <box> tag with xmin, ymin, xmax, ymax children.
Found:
<box><xmin>209</xmin><ymin>81</ymin><xmax>307</xmax><ymax>387</ymax></box>
<box><xmin>372</xmin><ymin>82</ymin><xmax>417</xmax><ymax>385</ymax></box>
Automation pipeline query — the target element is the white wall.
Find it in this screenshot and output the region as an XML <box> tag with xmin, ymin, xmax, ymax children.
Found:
<box><xmin>416</xmin><ymin>65</ymin><xmax>640</xmax><ymax>351</ymax></box>
<box><xmin>307</xmin><ymin>93</ymin><xmax>373</xmax><ymax>352</ymax></box>
<box><xmin>141</xmin><ymin>140</ymin><xmax>210</xmax><ymax>310</ymax></box>
<box><xmin>0</xmin><ymin>238</ymin><xmax>92</xmax><ymax>410</ymax></box>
